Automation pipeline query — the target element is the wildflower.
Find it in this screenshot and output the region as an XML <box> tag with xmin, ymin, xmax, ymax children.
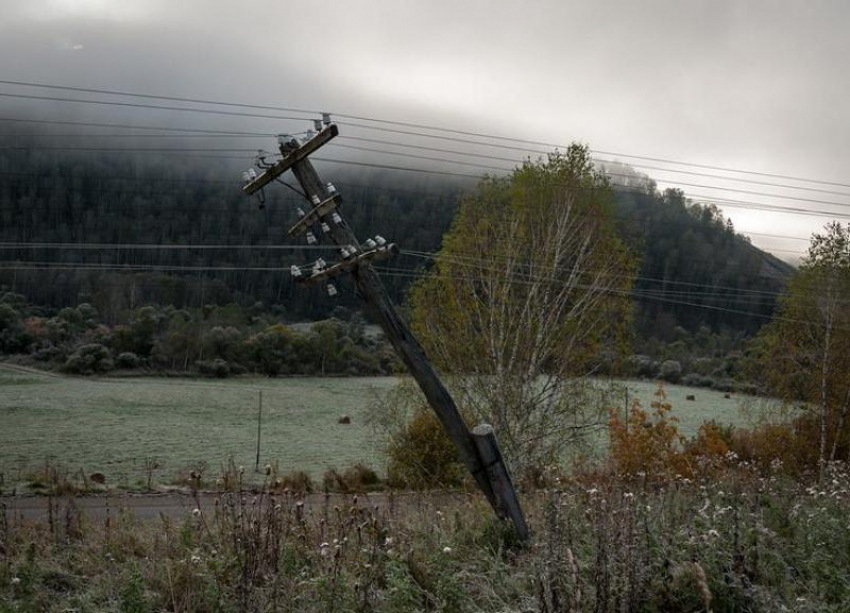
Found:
<box><xmin>190</xmin><ymin>555</ymin><xmax>201</xmax><ymax>564</ymax></box>
<box><xmin>264</xmin><ymin>464</ymin><xmax>272</xmax><ymax>476</ymax></box>
<box><xmin>384</xmin><ymin>537</ymin><xmax>394</xmax><ymax>546</ymax></box>
<box><xmin>442</xmin><ymin>546</ymin><xmax>452</xmax><ymax>554</ymax></box>
<box><xmin>587</xmin><ymin>488</ymin><xmax>598</xmax><ymax>495</ymax></box>
<box><xmin>192</xmin><ymin>508</ymin><xmax>202</xmax><ymax>518</ymax></box>
<box><xmin>238</xmin><ymin>465</ymin><xmax>245</xmax><ymax>475</ymax></box>
<box><xmin>707</xmin><ymin>529</ymin><xmax>719</xmax><ymax>538</ymax></box>
<box><xmin>11</xmin><ymin>577</ymin><xmax>21</xmax><ymax>586</ymax></box>
<box><xmin>320</xmin><ymin>542</ymin><xmax>331</xmax><ymax>557</ymax></box>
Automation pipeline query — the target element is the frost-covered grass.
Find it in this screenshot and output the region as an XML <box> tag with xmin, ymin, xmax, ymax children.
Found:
<box><xmin>0</xmin><ymin>368</ymin><xmax>764</xmax><ymax>490</ymax></box>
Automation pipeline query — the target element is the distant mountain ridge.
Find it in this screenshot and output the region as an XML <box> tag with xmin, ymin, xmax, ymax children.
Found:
<box><xmin>0</xmin><ymin>140</ymin><xmax>793</xmax><ymax>338</ymax></box>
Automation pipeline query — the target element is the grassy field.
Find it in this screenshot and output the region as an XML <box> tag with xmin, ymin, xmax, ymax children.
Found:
<box><xmin>0</xmin><ymin>365</ymin><xmax>766</xmax><ymax>487</ymax></box>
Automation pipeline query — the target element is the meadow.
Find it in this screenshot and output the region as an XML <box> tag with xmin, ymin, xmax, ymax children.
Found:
<box><xmin>0</xmin><ymin>366</ymin><xmax>765</xmax><ymax>489</ymax></box>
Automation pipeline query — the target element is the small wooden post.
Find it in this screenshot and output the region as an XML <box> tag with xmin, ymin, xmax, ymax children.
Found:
<box><xmin>255</xmin><ymin>390</ymin><xmax>263</xmax><ymax>471</ymax></box>
<box><xmin>471</xmin><ymin>424</ymin><xmax>529</xmax><ymax>542</ymax></box>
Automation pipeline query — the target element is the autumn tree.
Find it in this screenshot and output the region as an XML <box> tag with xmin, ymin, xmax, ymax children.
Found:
<box><xmin>752</xmin><ymin>221</ymin><xmax>850</xmax><ymax>478</ymax></box>
<box><xmin>407</xmin><ymin>144</ymin><xmax>637</xmax><ymax>476</ymax></box>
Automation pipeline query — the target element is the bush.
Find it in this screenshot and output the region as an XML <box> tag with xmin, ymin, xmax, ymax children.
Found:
<box><xmin>116</xmin><ymin>351</ymin><xmax>141</xmax><ymax>369</ymax></box>
<box><xmin>626</xmin><ymin>354</ymin><xmax>658</xmax><ymax>378</ymax></box>
<box><xmin>680</xmin><ymin>373</ymin><xmax>715</xmax><ymax>388</ymax></box>
<box><xmin>272</xmin><ymin>470</ymin><xmax>313</xmax><ymax>493</ymax></box>
<box><xmin>63</xmin><ymin>343</ymin><xmax>113</xmax><ymax>374</ymax></box>
<box><xmin>196</xmin><ymin>358</ymin><xmax>230</xmax><ymax>378</ymax></box>
<box><xmin>386</xmin><ymin>409</ymin><xmax>466</xmax><ymax>489</ymax></box>
<box><xmin>658</xmin><ymin>359</ymin><xmax>682</xmax><ymax>383</ymax></box>
<box><xmin>608</xmin><ymin>386</ymin><xmax>687</xmax><ymax>479</ymax></box>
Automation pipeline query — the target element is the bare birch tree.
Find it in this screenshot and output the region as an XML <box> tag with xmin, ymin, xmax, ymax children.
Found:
<box><xmin>407</xmin><ymin>145</ymin><xmax>636</xmax><ymax>476</ymax></box>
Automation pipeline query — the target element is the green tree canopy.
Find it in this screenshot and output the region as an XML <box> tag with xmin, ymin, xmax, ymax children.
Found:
<box><xmin>752</xmin><ymin>221</ymin><xmax>850</xmax><ymax>475</ymax></box>
<box><xmin>407</xmin><ymin>144</ymin><xmax>637</xmax><ymax>475</ymax></box>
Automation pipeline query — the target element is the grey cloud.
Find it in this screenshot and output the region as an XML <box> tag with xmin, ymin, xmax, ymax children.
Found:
<box><xmin>0</xmin><ymin>0</ymin><xmax>847</xmax><ymax>257</ymax></box>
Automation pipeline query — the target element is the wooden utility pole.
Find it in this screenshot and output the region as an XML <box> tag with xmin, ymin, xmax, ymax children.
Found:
<box><xmin>243</xmin><ymin>122</ymin><xmax>528</xmax><ymax>541</ymax></box>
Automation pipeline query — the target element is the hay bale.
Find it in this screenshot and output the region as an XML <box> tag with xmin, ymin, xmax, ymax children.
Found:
<box><xmin>338</xmin><ymin>415</ymin><xmax>351</xmax><ymax>424</ymax></box>
<box><xmin>685</xmin><ymin>394</ymin><xmax>696</xmax><ymax>401</ymax></box>
<box><xmin>89</xmin><ymin>472</ymin><xmax>106</xmax><ymax>485</ymax></box>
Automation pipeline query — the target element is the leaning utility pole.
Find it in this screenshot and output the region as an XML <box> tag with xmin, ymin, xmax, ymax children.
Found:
<box><xmin>243</xmin><ymin>120</ymin><xmax>528</xmax><ymax>541</ymax></box>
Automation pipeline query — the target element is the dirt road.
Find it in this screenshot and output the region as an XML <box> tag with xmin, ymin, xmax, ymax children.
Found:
<box><xmin>1</xmin><ymin>490</ymin><xmax>469</xmax><ymax>523</ymax></box>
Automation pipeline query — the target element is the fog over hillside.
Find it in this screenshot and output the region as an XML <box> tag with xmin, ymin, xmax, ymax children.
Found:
<box><xmin>0</xmin><ymin>0</ymin><xmax>848</xmax><ymax>262</ymax></box>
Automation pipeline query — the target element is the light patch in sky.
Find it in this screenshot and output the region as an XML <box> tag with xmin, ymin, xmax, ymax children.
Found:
<box><xmin>22</xmin><ymin>0</ymin><xmax>155</xmax><ymax>22</ymax></box>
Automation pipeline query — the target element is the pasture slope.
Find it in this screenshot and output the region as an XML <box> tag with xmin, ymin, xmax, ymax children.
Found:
<box><xmin>0</xmin><ymin>365</ymin><xmax>763</xmax><ymax>487</ymax></box>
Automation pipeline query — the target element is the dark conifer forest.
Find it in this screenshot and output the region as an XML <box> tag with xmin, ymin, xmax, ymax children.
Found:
<box><xmin>0</xmin><ymin>134</ymin><xmax>793</xmax><ymax>341</ymax></box>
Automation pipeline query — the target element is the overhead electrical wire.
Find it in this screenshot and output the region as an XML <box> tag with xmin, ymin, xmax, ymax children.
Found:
<box><xmin>2</xmin><ymin>116</ymin><xmax>848</xmax><ymax>200</ymax></box>
<box><xmin>3</xmin><ymin>141</ymin><xmax>849</xmax><ymax>221</ymax></box>
<box><xmin>0</xmin><ymin>79</ymin><xmax>847</xmax><ymax>189</ymax></box>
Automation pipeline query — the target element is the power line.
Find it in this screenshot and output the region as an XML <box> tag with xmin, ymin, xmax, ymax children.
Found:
<box><xmin>336</xmin><ymin>136</ymin><xmax>850</xmax><ymax>198</ymax></box>
<box><xmin>0</xmin><ymin>260</ymin><xmax>797</xmax><ymax>322</ymax></box>
<box><xmin>399</xmin><ymin>250</ymin><xmax>796</xmax><ymax>298</ymax></box>
<box><xmin>5</xmin><ymin>142</ymin><xmax>841</xmax><ymax>221</ymax></box>
<box><xmin>4</xmin><ymin>127</ymin><xmax>848</xmax><ymax>204</ymax></box>
<box><xmin>0</xmin><ymin>115</ymin><xmax>277</xmax><ymax>136</ymax></box>
<box><xmin>1</xmin><ymin>79</ymin><xmax>847</xmax><ymax>190</ymax></box>
<box><xmin>325</xmin><ymin>142</ymin><xmax>850</xmax><ymax>209</ymax></box>
<box><xmin>0</xmin><ymin>242</ymin><xmax>337</xmax><ymax>250</ymax></box>
<box><xmin>371</xmin><ymin>266</ymin><xmax>844</xmax><ymax>327</ymax></box>
<box><xmin>0</xmin><ymin>262</ymin><xmax>292</xmax><ymax>272</ymax></box>
<box><xmin>0</xmin><ymin>91</ymin><xmax>311</xmax><ymax>124</ymax></box>
<box><xmin>14</xmin><ymin>141</ymin><xmax>850</xmax><ymax>215</ymax></box>
<box><xmin>0</xmin><ymin>79</ymin><xmax>320</xmax><ymax>117</ymax></box>
<box><xmin>0</xmin><ymin>161</ymin><xmax>819</xmax><ymax>254</ymax></box>
<box><xmin>3</xmin><ymin>116</ymin><xmax>847</xmax><ymax>201</ymax></box>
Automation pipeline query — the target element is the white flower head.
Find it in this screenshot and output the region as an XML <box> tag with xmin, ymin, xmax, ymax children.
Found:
<box><xmin>192</xmin><ymin>508</ymin><xmax>202</xmax><ymax>518</ymax></box>
<box><xmin>442</xmin><ymin>546</ymin><xmax>452</xmax><ymax>554</ymax></box>
<box><xmin>11</xmin><ymin>577</ymin><xmax>21</xmax><ymax>586</ymax></box>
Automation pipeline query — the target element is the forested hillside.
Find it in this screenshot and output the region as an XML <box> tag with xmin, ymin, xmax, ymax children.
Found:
<box><xmin>0</xmin><ymin>137</ymin><xmax>793</xmax><ymax>339</ymax></box>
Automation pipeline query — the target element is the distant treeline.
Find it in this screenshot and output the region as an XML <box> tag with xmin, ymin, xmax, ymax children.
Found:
<box><xmin>0</xmin><ymin>292</ymin><xmax>400</xmax><ymax>377</ymax></box>
<box><xmin>0</xmin><ymin>136</ymin><xmax>793</xmax><ymax>342</ymax></box>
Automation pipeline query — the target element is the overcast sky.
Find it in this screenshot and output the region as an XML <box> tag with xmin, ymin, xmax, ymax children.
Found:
<box><xmin>1</xmin><ymin>0</ymin><xmax>848</xmax><ymax>261</ymax></box>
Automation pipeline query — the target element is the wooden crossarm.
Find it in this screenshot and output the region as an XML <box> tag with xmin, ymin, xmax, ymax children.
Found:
<box><xmin>297</xmin><ymin>245</ymin><xmax>399</xmax><ymax>284</ymax></box>
<box><xmin>242</xmin><ymin>124</ymin><xmax>339</xmax><ymax>196</ymax></box>
<box><xmin>287</xmin><ymin>194</ymin><xmax>342</xmax><ymax>237</ymax></box>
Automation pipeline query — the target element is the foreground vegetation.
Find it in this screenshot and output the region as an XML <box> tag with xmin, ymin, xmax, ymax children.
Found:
<box><xmin>2</xmin><ymin>463</ymin><xmax>849</xmax><ymax>613</ymax></box>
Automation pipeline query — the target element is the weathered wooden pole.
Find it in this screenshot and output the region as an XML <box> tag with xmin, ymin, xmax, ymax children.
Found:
<box><xmin>243</xmin><ymin>123</ymin><xmax>528</xmax><ymax>541</ymax></box>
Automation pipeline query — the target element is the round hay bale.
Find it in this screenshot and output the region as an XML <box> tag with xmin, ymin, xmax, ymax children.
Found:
<box><xmin>89</xmin><ymin>472</ymin><xmax>106</xmax><ymax>485</ymax></box>
<box><xmin>338</xmin><ymin>415</ymin><xmax>351</xmax><ymax>424</ymax></box>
